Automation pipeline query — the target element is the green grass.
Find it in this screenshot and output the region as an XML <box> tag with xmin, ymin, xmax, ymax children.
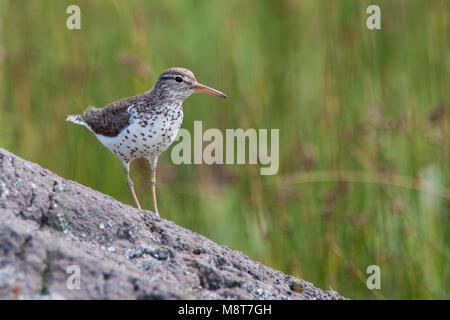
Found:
<box><xmin>0</xmin><ymin>0</ymin><xmax>448</xmax><ymax>299</ymax></box>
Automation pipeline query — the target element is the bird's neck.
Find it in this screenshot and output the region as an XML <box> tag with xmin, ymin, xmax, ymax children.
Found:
<box><xmin>146</xmin><ymin>86</ymin><xmax>187</xmax><ymax>110</ymax></box>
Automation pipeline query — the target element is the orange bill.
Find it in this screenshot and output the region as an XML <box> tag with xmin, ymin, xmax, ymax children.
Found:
<box><xmin>194</xmin><ymin>83</ymin><xmax>228</xmax><ymax>98</ymax></box>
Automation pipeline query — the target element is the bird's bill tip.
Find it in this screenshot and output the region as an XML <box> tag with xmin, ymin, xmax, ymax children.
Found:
<box><xmin>194</xmin><ymin>83</ymin><xmax>228</xmax><ymax>98</ymax></box>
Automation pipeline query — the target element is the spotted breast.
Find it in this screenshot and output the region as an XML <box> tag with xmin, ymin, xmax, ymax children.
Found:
<box><xmin>95</xmin><ymin>103</ymin><xmax>183</xmax><ymax>164</ymax></box>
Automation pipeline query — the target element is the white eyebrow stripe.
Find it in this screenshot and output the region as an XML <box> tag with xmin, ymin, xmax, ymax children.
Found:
<box><xmin>161</xmin><ymin>74</ymin><xmax>182</xmax><ymax>80</ymax></box>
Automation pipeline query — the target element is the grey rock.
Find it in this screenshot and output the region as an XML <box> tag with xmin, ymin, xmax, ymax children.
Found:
<box><xmin>0</xmin><ymin>148</ymin><xmax>345</xmax><ymax>300</ymax></box>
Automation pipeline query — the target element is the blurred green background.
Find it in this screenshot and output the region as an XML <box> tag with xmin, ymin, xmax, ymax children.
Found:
<box><xmin>0</xmin><ymin>0</ymin><xmax>448</xmax><ymax>299</ymax></box>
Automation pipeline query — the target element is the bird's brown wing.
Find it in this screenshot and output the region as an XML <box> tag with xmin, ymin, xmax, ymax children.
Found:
<box><xmin>82</xmin><ymin>96</ymin><xmax>139</xmax><ymax>137</ymax></box>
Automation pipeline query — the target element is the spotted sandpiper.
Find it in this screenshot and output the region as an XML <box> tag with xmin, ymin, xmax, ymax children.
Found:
<box><xmin>67</xmin><ymin>67</ymin><xmax>227</xmax><ymax>216</ymax></box>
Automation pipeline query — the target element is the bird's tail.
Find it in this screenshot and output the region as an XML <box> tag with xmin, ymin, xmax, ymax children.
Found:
<box><xmin>66</xmin><ymin>114</ymin><xmax>84</xmax><ymax>125</ymax></box>
<box><xmin>66</xmin><ymin>114</ymin><xmax>93</xmax><ymax>132</ymax></box>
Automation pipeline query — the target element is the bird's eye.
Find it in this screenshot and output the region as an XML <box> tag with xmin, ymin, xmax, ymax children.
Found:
<box><xmin>175</xmin><ymin>76</ymin><xmax>183</xmax><ymax>83</ymax></box>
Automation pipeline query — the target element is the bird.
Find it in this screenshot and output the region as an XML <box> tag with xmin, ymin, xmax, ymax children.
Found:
<box><xmin>66</xmin><ymin>67</ymin><xmax>227</xmax><ymax>216</ymax></box>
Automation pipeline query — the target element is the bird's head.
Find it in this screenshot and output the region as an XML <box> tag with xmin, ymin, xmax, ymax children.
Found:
<box><xmin>153</xmin><ymin>67</ymin><xmax>227</xmax><ymax>102</ymax></box>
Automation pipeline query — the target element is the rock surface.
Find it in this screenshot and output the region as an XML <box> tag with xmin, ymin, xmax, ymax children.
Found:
<box><xmin>0</xmin><ymin>148</ymin><xmax>344</xmax><ymax>300</ymax></box>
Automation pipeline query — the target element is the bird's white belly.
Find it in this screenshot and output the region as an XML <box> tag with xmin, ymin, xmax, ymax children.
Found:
<box><xmin>95</xmin><ymin>113</ymin><xmax>183</xmax><ymax>163</ymax></box>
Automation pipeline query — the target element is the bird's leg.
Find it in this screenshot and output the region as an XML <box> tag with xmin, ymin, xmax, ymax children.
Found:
<box><xmin>149</xmin><ymin>158</ymin><xmax>159</xmax><ymax>216</ymax></box>
<box><xmin>150</xmin><ymin>168</ymin><xmax>159</xmax><ymax>216</ymax></box>
<box><xmin>123</xmin><ymin>163</ymin><xmax>141</xmax><ymax>209</ymax></box>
